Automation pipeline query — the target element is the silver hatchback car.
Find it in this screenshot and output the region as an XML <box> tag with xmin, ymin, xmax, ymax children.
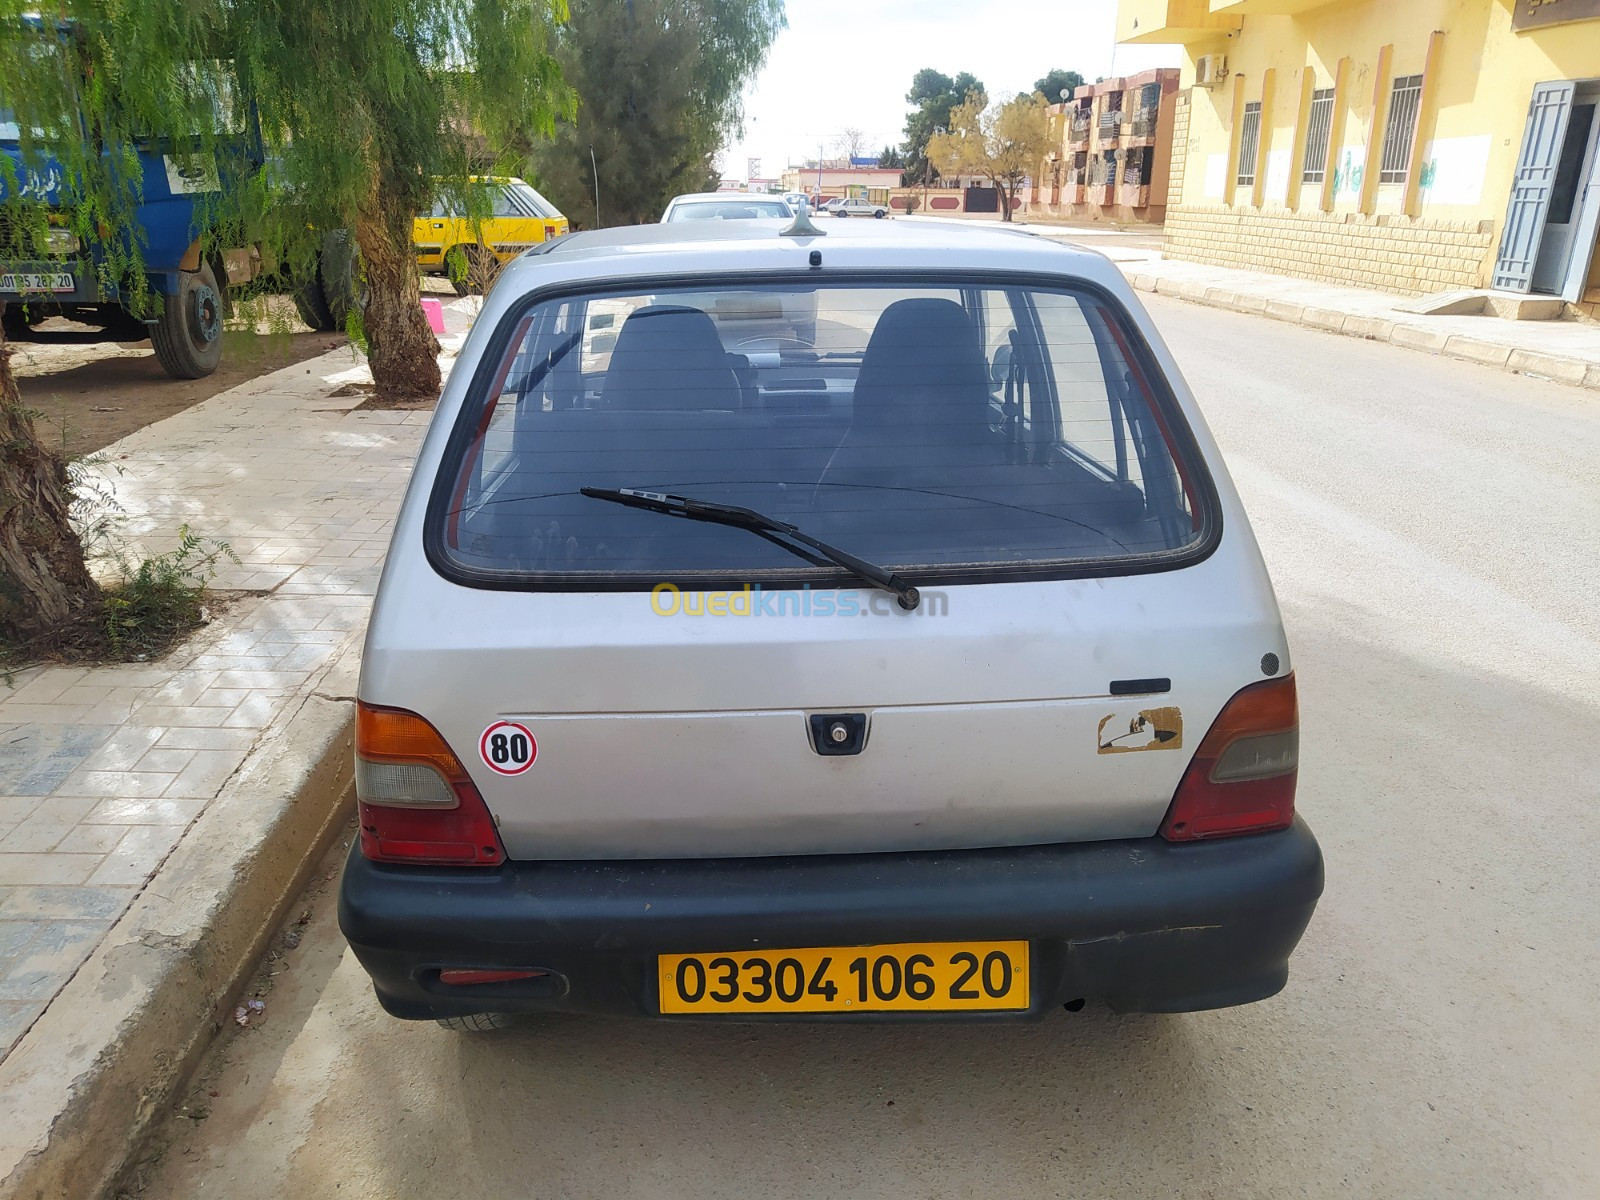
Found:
<box><xmin>340</xmin><ymin>219</ymin><xmax>1322</xmax><ymax>1029</ymax></box>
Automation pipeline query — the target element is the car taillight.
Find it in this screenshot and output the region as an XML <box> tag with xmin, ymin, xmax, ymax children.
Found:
<box><xmin>1159</xmin><ymin>674</ymin><xmax>1298</xmax><ymax>842</ymax></box>
<box><xmin>438</xmin><ymin>969</ymin><xmax>545</xmax><ymax>986</ymax></box>
<box><xmin>355</xmin><ymin>702</ymin><xmax>505</xmax><ymax>866</ymax></box>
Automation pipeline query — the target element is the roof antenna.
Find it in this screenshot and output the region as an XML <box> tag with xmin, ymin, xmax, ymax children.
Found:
<box><xmin>780</xmin><ymin>198</ymin><xmax>827</xmax><ymax>238</ymax></box>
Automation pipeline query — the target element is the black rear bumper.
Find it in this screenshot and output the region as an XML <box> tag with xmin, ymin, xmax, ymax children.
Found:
<box><xmin>338</xmin><ymin>817</ymin><xmax>1323</xmax><ymax>1021</ymax></box>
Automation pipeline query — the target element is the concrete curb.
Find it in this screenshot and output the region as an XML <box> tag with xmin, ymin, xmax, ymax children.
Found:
<box><xmin>0</xmin><ymin>646</ymin><xmax>358</xmax><ymax>1200</ymax></box>
<box><xmin>1120</xmin><ymin>268</ymin><xmax>1600</xmax><ymax>392</ymax></box>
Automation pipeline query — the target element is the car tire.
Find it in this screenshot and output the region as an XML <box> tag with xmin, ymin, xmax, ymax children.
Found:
<box><xmin>446</xmin><ymin>245</ymin><xmax>499</xmax><ymax>297</ymax></box>
<box><xmin>150</xmin><ymin>260</ymin><xmax>225</xmax><ymax>379</ymax></box>
<box><xmin>444</xmin><ymin>246</ymin><xmax>472</xmax><ymax>297</ymax></box>
<box><xmin>835</xmin><ymin>210</ymin><xmax>847</xmax><ymax>218</ymax></box>
<box><xmin>435</xmin><ymin>1012</ymin><xmax>521</xmax><ymax>1033</ymax></box>
<box><xmin>873</xmin><ymin>209</ymin><xmax>885</xmax><ymax>219</ymax></box>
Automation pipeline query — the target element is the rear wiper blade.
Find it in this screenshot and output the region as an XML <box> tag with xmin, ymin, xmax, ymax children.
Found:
<box><xmin>579</xmin><ymin>486</ymin><xmax>921</xmax><ymax>610</ymax></box>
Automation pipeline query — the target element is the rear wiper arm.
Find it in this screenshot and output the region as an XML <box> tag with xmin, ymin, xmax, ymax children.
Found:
<box><xmin>579</xmin><ymin>486</ymin><xmax>921</xmax><ymax>610</ymax></box>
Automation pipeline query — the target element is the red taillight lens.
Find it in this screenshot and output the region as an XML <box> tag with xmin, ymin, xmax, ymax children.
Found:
<box><xmin>355</xmin><ymin>702</ymin><xmax>506</xmax><ymax>866</ymax></box>
<box><xmin>438</xmin><ymin>969</ymin><xmax>545</xmax><ymax>986</ymax></box>
<box><xmin>1160</xmin><ymin>674</ymin><xmax>1298</xmax><ymax>842</ymax></box>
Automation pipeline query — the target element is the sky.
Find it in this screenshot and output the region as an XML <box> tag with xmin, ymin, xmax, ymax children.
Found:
<box><xmin>718</xmin><ymin>0</ymin><xmax>1180</xmax><ymax>181</ymax></box>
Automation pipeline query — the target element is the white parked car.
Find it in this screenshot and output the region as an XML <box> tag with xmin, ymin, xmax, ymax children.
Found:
<box><xmin>660</xmin><ymin>192</ymin><xmax>795</xmax><ymax>222</ymax></box>
<box><xmin>825</xmin><ymin>196</ymin><xmax>889</xmax><ymax>218</ymax></box>
<box><xmin>341</xmin><ymin>219</ymin><xmax>1323</xmax><ymax>1031</ymax></box>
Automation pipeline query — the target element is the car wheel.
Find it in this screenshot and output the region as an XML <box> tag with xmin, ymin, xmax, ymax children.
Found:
<box><xmin>446</xmin><ymin>245</ymin><xmax>499</xmax><ymax>296</ymax></box>
<box><xmin>444</xmin><ymin>246</ymin><xmax>472</xmax><ymax>297</ymax></box>
<box><xmin>435</xmin><ymin>1012</ymin><xmax>521</xmax><ymax>1033</ymax></box>
<box><xmin>873</xmin><ymin>209</ymin><xmax>885</xmax><ymax>219</ymax></box>
<box><xmin>835</xmin><ymin>210</ymin><xmax>847</xmax><ymax>218</ymax></box>
<box><xmin>150</xmin><ymin>260</ymin><xmax>225</xmax><ymax>379</ymax></box>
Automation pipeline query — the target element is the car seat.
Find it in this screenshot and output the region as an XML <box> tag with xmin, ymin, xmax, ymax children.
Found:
<box><xmin>603</xmin><ymin>305</ymin><xmax>743</xmax><ymax>412</ymax></box>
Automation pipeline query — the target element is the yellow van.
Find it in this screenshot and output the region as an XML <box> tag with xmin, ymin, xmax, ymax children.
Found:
<box><xmin>414</xmin><ymin>177</ymin><xmax>569</xmax><ymax>295</ymax></box>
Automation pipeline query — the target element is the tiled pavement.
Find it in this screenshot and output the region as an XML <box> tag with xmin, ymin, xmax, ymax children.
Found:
<box><xmin>0</xmin><ymin>311</ymin><xmax>467</xmax><ymax>1059</ymax></box>
<box><xmin>908</xmin><ymin>212</ymin><xmax>1600</xmax><ymax>387</ymax></box>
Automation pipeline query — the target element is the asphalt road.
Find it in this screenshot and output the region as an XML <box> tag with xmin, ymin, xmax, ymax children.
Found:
<box><xmin>130</xmin><ymin>297</ymin><xmax>1600</xmax><ymax>1200</ymax></box>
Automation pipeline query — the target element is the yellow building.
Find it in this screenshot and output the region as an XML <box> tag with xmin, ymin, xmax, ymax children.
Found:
<box><xmin>1117</xmin><ymin>0</ymin><xmax>1600</xmax><ymax>305</ymax></box>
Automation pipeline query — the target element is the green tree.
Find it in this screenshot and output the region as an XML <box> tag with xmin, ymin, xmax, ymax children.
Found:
<box><xmin>927</xmin><ymin>91</ymin><xmax>1052</xmax><ymax>222</ymax></box>
<box><xmin>1034</xmin><ymin>68</ymin><xmax>1086</xmax><ymax>103</ymax></box>
<box><xmin>536</xmin><ymin>0</ymin><xmax>785</xmax><ymax>228</ymax></box>
<box><xmin>0</xmin><ymin>4</ymin><xmax>246</xmax><ymax>638</ymax></box>
<box><xmin>0</xmin><ymin>2</ymin><xmax>571</xmax><ymax>642</ymax></box>
<box><xmin>900</xmin><ymin>68</ymin><xmax>984</xmax><ymax>186</ymax></box>
<box><xmin>876</xmin><ymin>145</ymin><xmax>905</xmax><ymax>170</ymax></box>
<box><xmin>239</xmin><ymin>0</ymin><xmax>572</xmax><ymax>400</ymax></box>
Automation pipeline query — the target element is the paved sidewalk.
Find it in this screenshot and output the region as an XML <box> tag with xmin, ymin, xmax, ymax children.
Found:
<box><xmin>0</xmin><ymin>307</ymin><xmax>468</xmax><ymax>1061</ymax></box>
<box><xmin>910</xmin><ymin>210</ymin><xmax>1600</xmax><ymax>390</ymax></box>
<box><xmin>1113</xmin><ymin>250</ymin><xmax>1600</xmax><ymax>390</ymax></box>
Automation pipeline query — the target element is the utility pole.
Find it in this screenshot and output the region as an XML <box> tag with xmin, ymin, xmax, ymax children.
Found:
<box><xmin>589</xmin><ymin>146</ymin><xmax>601</xmax><ymax>228</ymax></box>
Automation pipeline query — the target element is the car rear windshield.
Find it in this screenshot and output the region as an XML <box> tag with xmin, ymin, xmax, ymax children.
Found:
<box><xmin>510</xmin><ymin>182</ymin><xmax>561</xmax><ymax>219</ymax></box>
<box><xmin>432</xmin><ymin>278</ymin><xmax>1210</xmax><ymax>588</ymax></box>
<box><xmin>670</xmin><ymin>200</ymin><xmax>791</xmax><ymax>220</ymax></box>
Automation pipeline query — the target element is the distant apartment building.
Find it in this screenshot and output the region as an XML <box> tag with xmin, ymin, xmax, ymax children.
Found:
<box><xmin>1037</xmin><ymin>69</ymin><xmax>1182</xmax><ymax>223</ymax></box>
<box><xmin>1118</xmin><ymin>0</ymin><xmax>1600</xmax><ymax>306</ymax></box>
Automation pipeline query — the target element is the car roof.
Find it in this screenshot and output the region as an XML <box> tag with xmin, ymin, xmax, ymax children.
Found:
<box><xmin>497</xmin><ymin>219</ymin><xmax>1122</xmax><ymax>293</ymax></box>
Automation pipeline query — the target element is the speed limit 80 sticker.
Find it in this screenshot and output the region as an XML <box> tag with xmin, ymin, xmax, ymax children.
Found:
<box><xmin>479</xmin><ymin>720</ymin><xmax>537</xmax><ymax>775</ymax></box>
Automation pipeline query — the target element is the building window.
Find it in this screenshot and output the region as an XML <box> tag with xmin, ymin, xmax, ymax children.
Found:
<box><xmin>1379</xmin><ymin>74</ymin><xmax>1423</xmax><ymax>184</ymax></box>
<box><xmin>1302</xmin><ymin>87</ymin><xmax>1336</xmax><ymax>184</ymax></box>
<box><xmin>1237</xmin><ymin>101</ymin><xmax>1263</xmax><ymax>187</ymax></box>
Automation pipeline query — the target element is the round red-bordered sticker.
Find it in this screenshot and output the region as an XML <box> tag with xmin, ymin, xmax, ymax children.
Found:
<box><xmin>479</xmin><ymin>720</ymin><xmax>537</xmax><ymax>775</ymax></box>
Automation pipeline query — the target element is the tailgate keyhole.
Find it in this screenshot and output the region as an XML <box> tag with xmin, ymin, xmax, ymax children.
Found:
<box><xmin>808</xmin><ymin>713</ymin><xmax>868</xmax><ymax>756</ymax></box>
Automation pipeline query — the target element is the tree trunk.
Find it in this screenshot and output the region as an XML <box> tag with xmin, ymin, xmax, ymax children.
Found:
<box><xmin>0</xmin><ymin>325</ymin><xmax>100</xmax><ymax>645</ymax></box>
<box><xmin>354</xmin><ymin>192</ymin><xmax>441</xmax><ymax>404</ymax></box>
<box><xmin>996</xmin><ymin>178</ymin><xmax>1014</xmax><ymax>222</ymax></box>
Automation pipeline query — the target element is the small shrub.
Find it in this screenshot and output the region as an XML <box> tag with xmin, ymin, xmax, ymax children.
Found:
<box><xmin>99</xmin><ymin>527</ymin><xmax>239</xmax><ymax>660</ymax></box>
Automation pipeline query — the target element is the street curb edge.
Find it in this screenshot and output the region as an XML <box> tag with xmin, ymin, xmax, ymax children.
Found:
<box><xmin>1121</xmin><ymin>268</ymin><xmax>1600</xmax><ymax>392</ymax></box>
<box><xmin>0</xmin><ymin>662</ymin><xmax>357</xmax><ymax>1200</ymax></box>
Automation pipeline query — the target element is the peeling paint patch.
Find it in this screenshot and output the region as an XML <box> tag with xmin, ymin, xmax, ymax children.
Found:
<box><xmin>1097</xmin><ymin>707</ymin><xmax>1182</xmax><ymax>754</ymax></box>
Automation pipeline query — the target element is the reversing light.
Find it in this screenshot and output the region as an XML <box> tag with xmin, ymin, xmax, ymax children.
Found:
<box><xmin>1159</xmin><ymin>674</ymin><xmax>1298</xmax><ymax>842</ymax></box>
<box><xmin>355</xmin><ymin>702</ymin><xmax>506</xmax><ymax>866</ymax></box>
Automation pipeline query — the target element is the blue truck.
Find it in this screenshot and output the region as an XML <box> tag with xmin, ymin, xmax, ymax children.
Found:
<box><xmin>0</xmin><ymin>19</ymin><xmax>353</xmax><ymax>378</ymax></box>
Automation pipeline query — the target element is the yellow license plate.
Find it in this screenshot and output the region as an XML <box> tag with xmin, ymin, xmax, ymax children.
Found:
<box><xmin>658</xmin><ymin>940</ymin><xmax>1029</xmax><ymax>1015</ymax></box>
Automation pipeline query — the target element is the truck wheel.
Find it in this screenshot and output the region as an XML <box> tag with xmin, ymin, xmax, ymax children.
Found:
<box><xmin>151</xmin><ymin>262</ymin><xmax>225</xmax><ymax>379</ymax></box>
<box><xmin>318</xmin><ymin>230</ymin><xmax>366</xmax><ymax>328</ymax></box>
<box><xmin>292</xmin><ymin>272</ymin><xmax>338</xmax><ymax>332</ymax></box>
<box><xmin>435</xmin><ymin>1012</ymin><xmax>520</xmax><ymax>1033</ymax></box>
<box><xmin>1</xmin><ymin>305</ymin><xmax>39</xmax><ymax>341</ymax></box>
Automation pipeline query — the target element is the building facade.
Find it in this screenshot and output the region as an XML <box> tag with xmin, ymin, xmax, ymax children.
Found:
<box><xmin>777</xmin><ymin>166</ymin><xmax>905</xmax><ymax>201</ymax></box>
<box><xmin>1118</xmin><ymin>0</ymin><xmax>1600</xmax><ymax>304</ymax></box>
<box><xmin>1036</xmin><ymin>69</ymin><xmax>1182</xmax><ymax>223</ymax></box>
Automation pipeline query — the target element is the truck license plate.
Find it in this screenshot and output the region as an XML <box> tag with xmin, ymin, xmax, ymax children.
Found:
<box><xmin>0</xmin><ymin>271</ymin><xmax>74</xmax><ymax>294</ymax></box>
<box><xmin>658</xmin><ymin>940</ymin><xmax>1029</xmax><ymax>1015</ymax></box>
